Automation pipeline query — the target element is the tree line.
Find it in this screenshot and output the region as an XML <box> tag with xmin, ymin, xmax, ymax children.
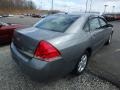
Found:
<box><xmin>0</xmin><ymin>0</ymin><xmax>36</xmax><ymax>9</ymax></box>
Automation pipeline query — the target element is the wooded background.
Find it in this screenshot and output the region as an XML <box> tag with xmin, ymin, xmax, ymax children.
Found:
<box><xmin>0</xmin><ymin>0</ymin><xmax>36</xmax><ymax>9</ymax></box>
<box><xmin>0</xmin><ymin>0</ymin><xmax>37</xmax><ymax>14</ymax></box>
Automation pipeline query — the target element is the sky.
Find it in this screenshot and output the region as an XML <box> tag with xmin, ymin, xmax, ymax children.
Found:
<box><xmin>30</xmin><ymin>0</ymin><xmax>120</xmax><ymax>13</ymax></box>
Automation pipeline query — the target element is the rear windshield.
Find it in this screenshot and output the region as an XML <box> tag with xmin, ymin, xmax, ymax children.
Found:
<box><xmin>35</xmin><ymin>14</ymin><xmax>79</xmax><ymax>32</ymax></box>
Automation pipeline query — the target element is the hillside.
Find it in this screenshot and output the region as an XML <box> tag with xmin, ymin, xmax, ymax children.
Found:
<box><xmin>0</xmin><ymin>0</ymin><xmax>37</xmax><ymax>14</ymax></box>
<box><xmin>0</xmin><ymin>8</ymin><xmax>49</xmax><ymax>14</ymax></box>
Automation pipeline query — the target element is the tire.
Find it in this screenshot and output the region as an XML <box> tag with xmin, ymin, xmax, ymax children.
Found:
<box><xmin>73</xmin><ymin>51</ymin><xmax>89</xmax><ymax>75</ymax></box>
<box><xmin>105</xmin><ymin>34</ymin><xmax>112</xmax><ymax>45</ymax></box>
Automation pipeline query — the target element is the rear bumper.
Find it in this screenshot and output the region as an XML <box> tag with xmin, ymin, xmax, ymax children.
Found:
<box><xmin>10</xmin><ymin>43</ymin><xmax>73</xmax><ymax>81</ymax></box>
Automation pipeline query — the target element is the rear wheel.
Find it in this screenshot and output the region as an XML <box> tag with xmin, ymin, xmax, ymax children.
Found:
<box><xmin>73</xmin><ymin>51</ymin><xmax>89</xmax><ymax>75</ymax></box>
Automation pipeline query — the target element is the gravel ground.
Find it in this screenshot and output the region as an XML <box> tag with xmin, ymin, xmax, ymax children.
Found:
<box><xmin>0</xmin><ymin>16</ymin><xmax>119</xmax><ymax>90</ymax></box>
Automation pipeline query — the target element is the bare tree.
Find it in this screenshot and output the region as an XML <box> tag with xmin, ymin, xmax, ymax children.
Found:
<box><xmin>0</xmin><ymin>0</ymin><xmax>36</xmax><ymax>9</ymax></box>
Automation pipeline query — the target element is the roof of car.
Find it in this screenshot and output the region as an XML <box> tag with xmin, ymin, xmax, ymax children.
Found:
<box><xmin>51</xmin><ymin>12</ymin><xmax>105</xmax><ymax>21</ymax></box>
<box><xmin>55</xmin><ymin>12</ymin><xmax>99</xmax><ymax>17</ymax></box>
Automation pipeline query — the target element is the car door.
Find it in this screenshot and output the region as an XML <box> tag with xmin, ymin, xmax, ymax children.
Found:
<box><xmin>89</xmin><ymin>17</ymin><xmax>105</xmax><ymax>50</ymax></box>
<box><xmin>98</xmin><ymin>18</ymin><xmax>111</xmax><ymax>41</ymax></box>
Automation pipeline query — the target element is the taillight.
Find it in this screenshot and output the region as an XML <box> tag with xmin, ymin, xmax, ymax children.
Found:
<box><xmin>34</xmin><ymin>40</ymin><xmax>61</xmax><ymax>62</ymax></box>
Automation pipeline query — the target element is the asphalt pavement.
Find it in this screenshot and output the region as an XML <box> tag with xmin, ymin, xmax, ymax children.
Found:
<box><xmin>0</xmin><ymin>16</ymin><xmax>119</xmax><ymax>90</ymax></box>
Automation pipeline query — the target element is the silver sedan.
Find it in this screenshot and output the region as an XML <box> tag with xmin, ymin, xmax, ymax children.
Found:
<box><xmin>10</xmin><ymin>13</ymin><xmax>113</xmax><ymax>81</ymax></box>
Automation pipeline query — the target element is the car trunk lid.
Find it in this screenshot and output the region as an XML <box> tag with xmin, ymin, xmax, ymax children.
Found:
<box><xmin>13</xmin><ymin>27</ymin><xmax>64</xmax><ymax>57</ymax></box>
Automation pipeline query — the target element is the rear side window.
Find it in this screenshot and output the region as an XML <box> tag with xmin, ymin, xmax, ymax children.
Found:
<box><xmin>35</xmin><ymin>15</ymin><xmax>79</xmax><ymax>32</ymax></box>
<box><xmin>89</xmin><ymin>18</ymin><xmax>100</xmax><ymax>31</ymax></box>
<box><xmin>99</xmin><ymin>18</ymin><xmax>107</xmax><ymax>27</ymax></box>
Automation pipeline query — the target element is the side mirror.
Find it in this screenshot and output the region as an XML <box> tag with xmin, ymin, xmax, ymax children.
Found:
<box><xmin>106</xmin><ymin>24</ymin><xmax>113</xmax><ymax>27</ymax></box>
<box><xmin>100</xmin><ymin>24</ymin><xmax>113</xmax><ymax>28</ymax></box>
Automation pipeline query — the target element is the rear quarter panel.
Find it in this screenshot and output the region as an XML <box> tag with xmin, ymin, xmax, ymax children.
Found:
<box><xmin>48</xmin><ymin>31</ymin><xmax>91</xmax><ymax>70</ymax></box>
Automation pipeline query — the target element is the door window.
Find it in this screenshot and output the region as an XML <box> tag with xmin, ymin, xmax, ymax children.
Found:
<box><xmin>89</xmin><ymin>18</ymin><xmax>100</xmax><ymax>31</ymax></box>
<box><xmin>99</xmin><ymin>18</ymin><xmax>107</xmax><ymax>27</ymax></box>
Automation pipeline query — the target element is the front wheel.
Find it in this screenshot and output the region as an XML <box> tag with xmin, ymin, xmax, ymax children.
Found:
<box><xmin>73</xmin><ymin>51</ymin><xmax>89</xmax><ymax>75</ymax></box>
<box><xmin>105</xmin><ymin>34</ymin><xmax>112</xmax><ymax>45</ymax></box>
